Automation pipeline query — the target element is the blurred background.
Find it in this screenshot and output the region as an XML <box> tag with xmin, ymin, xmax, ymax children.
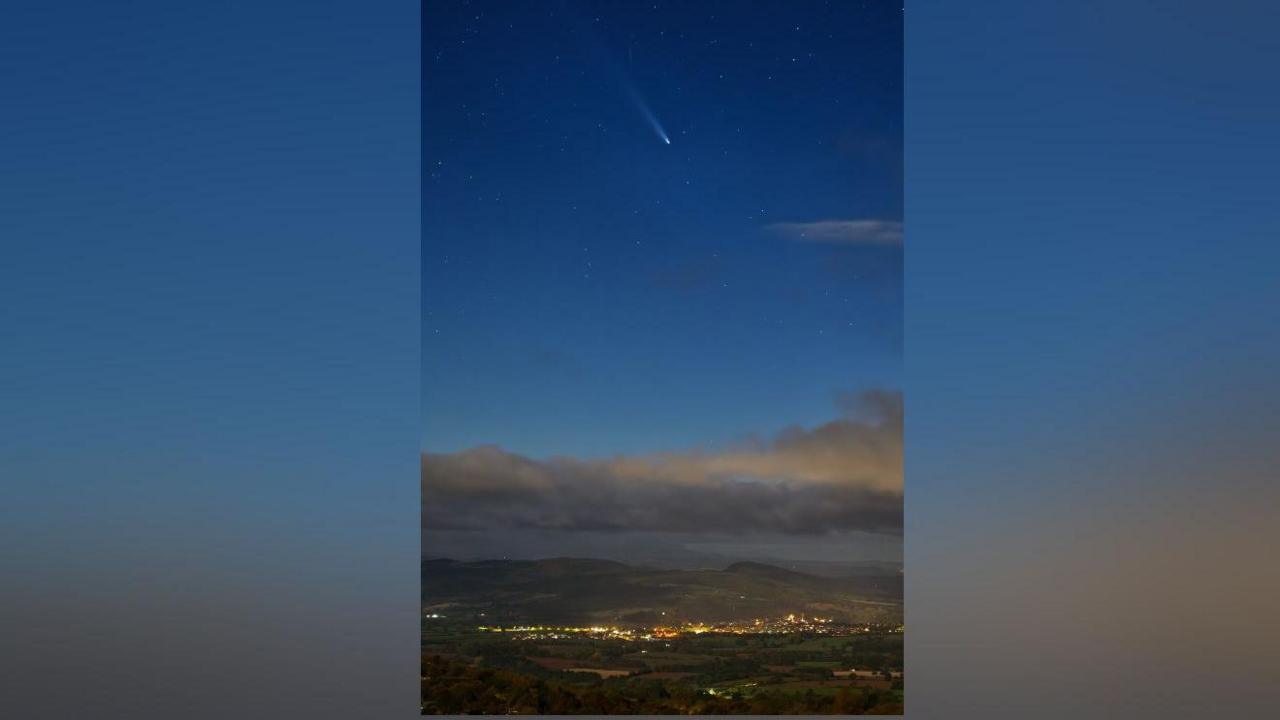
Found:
<box><xmin>3</xmin><ymin>0</ymin><xmax>1279</xmax><ymax>718</ymax></box>
<box><xmin>907</xmin><ymin>1</ymin><xmax>1280</xmax><ymax>716</ymax></box>
<box><xmin>1</xmin><ymin>1</ymin><xmax>420</xmax><ymax>717</ymax></box>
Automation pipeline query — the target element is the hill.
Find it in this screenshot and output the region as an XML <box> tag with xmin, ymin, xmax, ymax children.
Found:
<box><xmin>422</xmin><ymin>557</ymin><xmax>902</xmax><ymax>626</ymax></box>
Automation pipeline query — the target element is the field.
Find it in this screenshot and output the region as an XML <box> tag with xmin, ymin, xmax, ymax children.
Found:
<box><xmin>421</xmin><ymin>615</ymin><xmax>903</xmax><ymax>714</ymax></box>
<box><xmin>421</xmin><ymin>558</ymin><xmax>903</xmax><ymax>713</ymax></box>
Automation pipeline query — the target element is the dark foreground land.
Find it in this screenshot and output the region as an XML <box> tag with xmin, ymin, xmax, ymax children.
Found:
<box><xmin>421</xmin><ymin>558</ymin><xmax>903</xmax><ymax>714</ymax></box>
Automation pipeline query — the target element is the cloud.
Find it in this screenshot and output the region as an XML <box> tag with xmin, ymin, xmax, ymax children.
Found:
<box><xmin>422</xmin><ymin>390</ymin><xmax>903</xmax><ymax>537</ymax></box>
<box><xmin>766</xmin><ymin>219</ymin><xmax>903</xmax><ymax>246</ymax></box>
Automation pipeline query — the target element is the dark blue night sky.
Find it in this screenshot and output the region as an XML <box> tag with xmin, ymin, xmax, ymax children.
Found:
<box><xmin>423</xmin><ymin>1</ymin><xmax>901</xmax><ymax>564</ymax></box>
<box><xmin>424</xmin><ymin>1</ymin><xmax>901</xmax><ymax>461</ymax></box>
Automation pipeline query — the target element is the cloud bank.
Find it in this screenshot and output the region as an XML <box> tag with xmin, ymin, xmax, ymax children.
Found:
<box><xmin>422</xmin><ymin>390</ymin><xmax>903</xmax><ymax>537</ymax></box>
<box><xmin>766</xmin><ymin>219</ymin><xmax>903</xmax><ymax>246</ymax></box>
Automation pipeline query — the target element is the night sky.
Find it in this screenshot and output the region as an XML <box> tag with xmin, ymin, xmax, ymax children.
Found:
<box><xmin>423</xmin><ymin>0</ymin><xmax>902</xmax><ymax>567</ymax></box>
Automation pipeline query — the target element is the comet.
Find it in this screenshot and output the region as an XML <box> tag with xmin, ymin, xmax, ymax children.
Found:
<box><xmin>565</xmin><ymin>9</ymin><xmax>672</xmax><ymax>147</ymax></box>
<box><xmin>626</xmin><ymin>85</ymin><xmax>671</xmax><ymax>146</ymax></box>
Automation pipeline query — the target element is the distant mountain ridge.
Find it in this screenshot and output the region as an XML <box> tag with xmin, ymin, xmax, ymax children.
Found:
<box><xmin>422</xmin><ymin>557</ymin><xmax>902</xmax><ymax>626</ymax></box>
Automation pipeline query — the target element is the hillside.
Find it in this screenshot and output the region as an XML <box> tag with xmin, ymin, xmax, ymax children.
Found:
<box><xmin>422</xmin><ymin>558</ymin><xmax>902</xmax><ymax>626</ymax></box>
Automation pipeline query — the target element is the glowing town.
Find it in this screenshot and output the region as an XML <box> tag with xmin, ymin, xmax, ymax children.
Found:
<box><xmin>474</xmin><ymin>614</ymin><xmax>904</xmax><ymax>641</ymax></box>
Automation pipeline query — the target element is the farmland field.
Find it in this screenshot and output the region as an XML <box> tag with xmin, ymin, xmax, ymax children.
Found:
<box><xmin>421</xmin><ymin>614</ymin><xmax>903</xmax><ymax>714</ymax></box>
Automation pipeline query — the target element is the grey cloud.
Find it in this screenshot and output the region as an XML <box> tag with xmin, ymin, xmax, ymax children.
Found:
<box><xmin>766</xmin><ymin>219</ymin><xmax>903</xmax><ymax>246</ymax></box>
<box><xmin>422</xmin><ymin>390</ymin><xmax>903</xmax><ymax>536</ymax></box>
